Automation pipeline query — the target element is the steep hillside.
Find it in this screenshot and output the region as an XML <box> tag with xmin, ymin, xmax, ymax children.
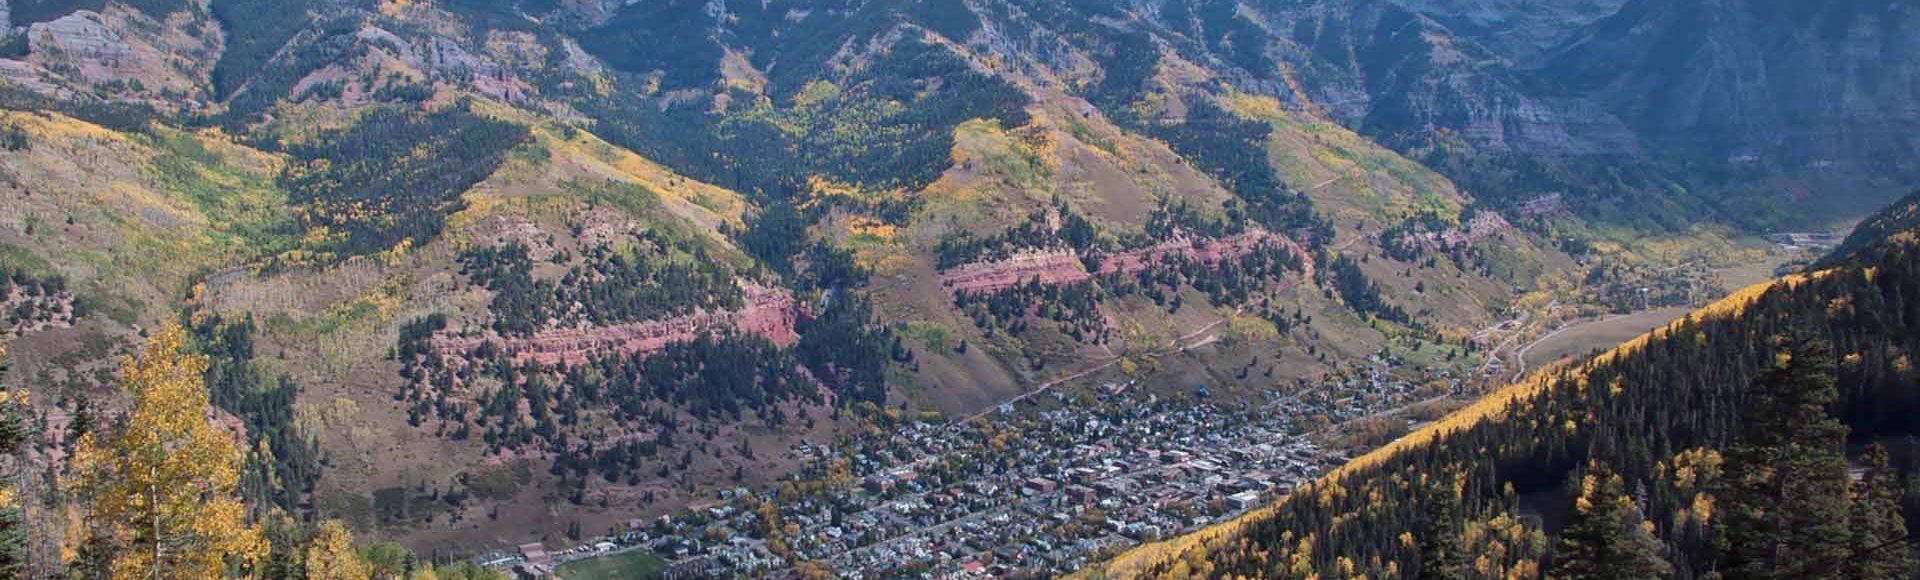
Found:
<box><xmin>1087</xmin><ymin>204</ymin><xmax>1920</xmax><ymax>578</ymax></box>
<box><xmin>4</xmin><ymin>0</ymin><xmax>1908</xmax><ymax>232</ymax></box>
<box><xmin>1820</xmin><ymin>190</ymin><xmax>1920</xmax><ymax>269</ymax></box>
<box><xmin>1547</xmin><ymin>0</ymin><xmax>1918</xmax><ymax>163</ymax></box>
<box><xmin>0</xmin><ymin>104</ymin><xmax>287</xmax><ymax>392</ymax></box>
<box><xmin>1390</xmin><ymin>0</ymin><xmax>1632</xmax><ymax>63</ymax></box>
<box><xmin>0</xmin><ymin>0</ymin><xmax>1882</xmax><ymax>565</ymax></box>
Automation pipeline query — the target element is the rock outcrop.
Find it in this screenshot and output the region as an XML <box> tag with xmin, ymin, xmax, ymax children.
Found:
<box><xmin>1388</xmin><ymin>212</ymin><xmax>1516</xmax><ymax>255</ymax></box>
<box><xmin>20</xmin><ymin>5</ymin><xmax>218</xmax><ymax>103</ymax></box>
<box><xmin>1544</xmin><ymin>0</ymin><xmax>1920</xmax><ymax>167</ymax></box>
<box><xmin>938</xmin><ymin>231</ymin><xmax>1312</xmax><ymax>295</ymax></box>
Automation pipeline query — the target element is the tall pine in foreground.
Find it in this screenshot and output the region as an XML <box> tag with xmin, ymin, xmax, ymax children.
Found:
<box><xmin>1845</xmin><ymin>444</ymin><xmax>1916</xmax><ymax>580</ymax></box>
<box><xmin>1549</xmin><ymin>464</ymin><xmax>1671</xmax><ymax>580</ymax></box>
<box><xmin>1714</xmin><ymin>333</ymin><xmax>1851</xmax><ymax>580</ymax></box>
<box><xmin>1417</xmin><ymin>476</ymin><xmax>1467</xmax><ymax>580</ymax></box>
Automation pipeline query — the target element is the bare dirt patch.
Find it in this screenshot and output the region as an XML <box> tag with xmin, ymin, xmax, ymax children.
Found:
<box><xmin>1521</xmin><ymin>306</ymin><xmax>1694</xmax><ymax>370</ymax></box>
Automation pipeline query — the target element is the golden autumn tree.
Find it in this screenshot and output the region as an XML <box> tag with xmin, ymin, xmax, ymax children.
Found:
<box><xmin>304</xmin><ymin>520</ymin><xmax>370</xmax><ymax>580</ymax></box>
<box><xmin>67</xmin><ymin>324</ymin><xmax>266</xmax><ymax>578</ymax></box>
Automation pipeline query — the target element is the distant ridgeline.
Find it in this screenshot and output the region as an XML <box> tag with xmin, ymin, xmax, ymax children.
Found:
<box><xmin>1090</xmin><ymin>209</ymin><xmax>1920</xmax><ymax>578</ymax></box>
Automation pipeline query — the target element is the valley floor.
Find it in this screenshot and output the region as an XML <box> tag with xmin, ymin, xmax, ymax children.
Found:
<box><xmin>512</xmin><ymin>337</ymin><xmax>1474</xmax><ymax>577</ymax></box>
<box><xmin>525</xmin><ymin>246</ymin><xmax>1806</xmax><ymax>577</ymax></box>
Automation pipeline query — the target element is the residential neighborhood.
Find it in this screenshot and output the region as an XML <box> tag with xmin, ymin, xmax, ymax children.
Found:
<box><xmin>481</xmin><ymin>351</ymin><xmax>1453</xmax><ymax>578</ymax></box>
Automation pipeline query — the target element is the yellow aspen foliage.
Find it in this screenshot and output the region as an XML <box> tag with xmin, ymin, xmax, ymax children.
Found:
<box><xmin>1574</xmin><ymin>473</ymin><xmax>1598</xmax><ymax>514</ymax></box>
<box><xmin>305</xmin><ymin>521</ymin><xmax>370</xmax><ymax>580</ymax></box>
<box><xmin>1506</xmin><ymin>558</ymin><xmax>1539</xmax><ymax>580</ymax></box>
<box><xmin>1287</xmin><ymin>534</ymin><xmax>1315</xmax><ymax>577</ymax></box>
<box><xmin>66</xmin><ymin>324</ymin><xmax>267</xmax><ymax>579</ymax></box>
<box><xmin>1690</xmin><ymin>493</ymin><xmax>1715</xmax><ymax>524</ymax></box>
<box><xmin>1182</xmin><ymin>546</ymin><xmax>1213</xmax><ymax>578</ymax></box>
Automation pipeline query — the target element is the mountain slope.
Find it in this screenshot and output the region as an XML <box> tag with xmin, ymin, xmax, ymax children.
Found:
<box><xmin>1546</xmin><ymin>0</ymin><xmax>1919</xmax><ymax>162</ymax></box>
<box><xmin>1820</xmin><ymin>189</ymin><xmax>1920</xmax><ymax>269</ymax></box>
<box><xmin>1088</xmin><ymin>201</ymin><xmax>1920</xmax><ymax>578</ymax></box>
<box><xmin>0</xmin><ymin>0</ymin><xmax>1579</xmax><ymax>554</ymax></box>
<box><xmin>0</xmin><ymin>0</ymin><xmax>1895</xmax><ymax>564</ymax></box>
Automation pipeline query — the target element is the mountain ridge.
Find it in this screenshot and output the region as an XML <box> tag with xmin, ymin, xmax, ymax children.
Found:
<box><xmin>1086</xmin><ymin>188</ymin><xmax>1920</xmax><ymax>579</ymax></box>
<box><xmin>0</xmin><ymin>0</ymin><xmax>1907</xmax><ymax>573</ymax></box>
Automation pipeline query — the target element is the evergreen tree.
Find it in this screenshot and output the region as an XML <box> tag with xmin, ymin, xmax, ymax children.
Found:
<box><xmin>1417</xmin><ymin>476</ymin><xmax>1467</xmax><ymax>580</ymax></box>
<box><xmin>261</xmin><ymin>511</ymin><xmax>309</xmax><ymax>580</ymax></box>
<box><xmin>0</xmin><ymin>345</ymin><xmax>28</xmax><ymax>578</ymax></box>
<box><xmin>1550</xmin><ymin>465</ymin><xmax>1670</xmax><ymax>580</ymax></box>
<box><xmin>1715</xmin><ymin>334</ymin><xmax>1851</xmax><ymax>580</ymax></box>
<box><xmin>1844</xmin><ymin>443</ymin><xmax>1915</xmax><ymax>580</ymax></box>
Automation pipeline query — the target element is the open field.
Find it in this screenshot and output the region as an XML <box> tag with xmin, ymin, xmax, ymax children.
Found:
<box><xmin>556</xmin><ymin>550</ymin><xmax>667</xmax><ymax>580</ymax></box>
<box><xmin>1521</xmin><ymin>306</ymin><xmax>1694</xmax><ymax>369</ymax></box>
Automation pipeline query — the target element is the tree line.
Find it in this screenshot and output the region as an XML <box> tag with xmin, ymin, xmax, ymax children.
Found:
<box><xmin>1105</xmin><ymin>217</ymin><xmax>1920</xmax><ymax>579</ymax></box>
<box><xmin>25</xmin><ymin>323</ymin><xmax>505</xmax><ymax>579</ymax></box>
<box><xmin>280</xmin><ymin>102</ymin><xmax>529</xmax><ymax>259</ymax></box>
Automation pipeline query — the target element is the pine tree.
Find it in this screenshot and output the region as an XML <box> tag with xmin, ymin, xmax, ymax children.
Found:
<box><xmin>1550</xmin><ymin>465</ymin><xmax>1671</xmax><ymax>580</ymax></box>
<box><xmin>261</xmin><ymin>510</ymin><xmax>309</xmax><ymax>580</ymax></box>
<box><xmin>67</xmin><ymin>324</ymin><xmax>267</xmax><ymax>578</ymax></box>
<box><xmin>1418</xmin><ymin>476</ymin><xmax>1467</xmax><ymax>580</ymax></box>
<box><xmin>1715</xmin><ymin>333</ymin><xmax>1851</xmax><ymax>580</ymax></box>
<box><xmin>1844</xmin><ymin>444</ymin><xmax>1916</xmax><ymax>580</ymax></box>
<box><xmin>0</xmin><ymin>345</ymin><xmax>29</xmax><ymax>578</ymax></box>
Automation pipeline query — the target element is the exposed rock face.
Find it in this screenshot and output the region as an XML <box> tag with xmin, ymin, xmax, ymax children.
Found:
<box><xmin>22</xmin><ymin>5</ymin><xmax>218</xmax><ymax>103</ymax></box>
<box><xmin>1008</xmin><ymin>0</ymin><xmax>1916</xmax><ymax>175</ymax></box>
<box><xmin>1543</xmin><ymin>0</ymin><xmax>1920</xmax><ymax>166</ymax></box>
<box><xmin>1387</xmin><ymin>211</ymin><xmax>1515</xmax><ymax>255</ymax></box>
<box><xmin>30</xmin><ymin>12</ymin><xmax>136</xmax><ymax>72</ymax></box>
<box><xmin>1389</xmin><ymin>0</ymin><xmax>1631</xmax><ymax>64</ymax></box>
<box><xmin>1239</xmin><ymin>1</ymin><xmax>1639</xmax><ymax>156</ymax></box>
<box><xmin>467</xmin><ymin>215</ymin><xmax>557</xmax><ymax>261</ymax></box>
<box><xmin>422</xmin><ymin>35</ymin><xmax>532</xmax><ymax>102</ymax></box>
<box><xmin>430</xmin><ymin>283</ymin><xmax>806</xmax><ymax>367</ymax></box>
<box><xmin>1227</xmin><ymin>0</ymin><xmax>1920</xmax><ymax>168</ymax></box>
<box><xmin>0</xmin><ymin>58</ymin><xmax>69</xmax><ymax>96</ymax></box>
<box><xmin>937</xmin><ymin>231</ymin><xmax>1312</xmax><ymax>295</ymax></box>
<box><xmin>938</xmin><ymin>248</ymin><xmax>1088</xmax><ymax>295</ymax></box>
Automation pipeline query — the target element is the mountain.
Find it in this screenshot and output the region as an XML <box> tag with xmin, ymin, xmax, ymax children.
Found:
<box><xmin>0</xmin><ymin>0</ymin><xmax>1562</xmax><ymax>558</ymax></box>
<box><xmin>1389</xmin><ymin>0</ymin><xmax>1632</xmax><ymax>63</ymax></box>
<box><xmin>1821</xmin><ymin>189</ymin><xmax>1920</xmax><ymax>268</ymax></box>
<box><xmin>0</xmin><ymin>0</ymin><xmax>1909</xmax><ymax>573</ymax></box>
<box><xmin>1535</xmin><ymin>0</ymin><xmax>1920</xmax><ymax>224</ymax></box>
<box><xmin>1087</xmin><ymin>193</ymin><xmax>1920</xmax><ymax>579</ymax></box>
<box><xmin>1546</xmin><ymin>0</ymin><xmax>1919</xmax><ymax>162</ymax></box>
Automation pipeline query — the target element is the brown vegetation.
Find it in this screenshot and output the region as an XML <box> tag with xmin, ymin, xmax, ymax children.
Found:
<box><xmin>428</xmin><ymin>282</ymin><xmax>805</xmax><ymax>367</ymax></box>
